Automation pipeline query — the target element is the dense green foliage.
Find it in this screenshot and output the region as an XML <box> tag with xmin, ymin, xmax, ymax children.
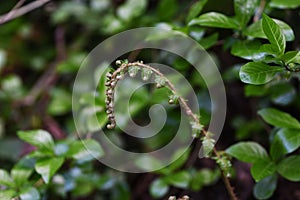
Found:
<box><xmin>0</xmin><ymin>0</ymin><xmax>300</xmax><ymax>199</ymax></box>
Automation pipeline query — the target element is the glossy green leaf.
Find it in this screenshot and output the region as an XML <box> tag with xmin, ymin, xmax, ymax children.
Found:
<box><xmin>253</xmin><ymin>174</ymin><xmax>277</xmax><ymax>199</ymax></box>
<box><xmin>244</xmin><ymin>19</ymin><xmax>294</xmax><ymax>41</ymax></box>
<box><xmin>258</xmin><ymin>108</ymin><xmax>300</xmax><ymax>129</ymax></box>
<box><xmin>186</xmin><ymin>0</ymin><xmax>208</xmax><ymax>23</ymax></box>
<box><xmin>270</xmin><ymin>0</ymin><xmax>300</xmax><ymax>9</ymax></box>
<box><xmin>0</xmin><ymin>190</ymin><xmax>16</xmax><ymax>200</ymax></box>
<box><xmin>260</xmin><ymin>44</ymin><xmax>281</xmax><ymax>56</ymax></box>
<box><xmin>18</xmin><ymin>130</ymin><xmax>55</xmax><ymax>152</ymax></box>
<box><xmin>262</xmin><ymin>14</ymin><xmax>286</xmax><ymax>55</ymax></box>
<box><xmin>66</xmin><ymin>139</ymin><xmax>104</xmax><ymax>163</ymax></box>
<box><xmin>226</xmin><ymin>142</ymin><xmax>269</xmax><ymax>163</ymax></box>
<box><xmin>150</xmin><ymin>178</ymin><xmax>169</xmax><ymax>198</ymax></box>
<box><xmin>277</xmin><ymin>155</ymin><xmax>300</xmax><ymax>181</ymax></box>
<box><xmin>0</xmin><ymin>169</ymin><xmax>15</xmax><ymax>187</ymax></box>
<box><xmin>188</xmin><ymin>12</ymin><xmax>240</xmax><ymax>29</ymax></box>
<box><xmin>239</xmin><ymin>62</ymin><xmax>283</xmax><ymax>85</ymax></box>
<box><xmin>271</xmin><ymin>128</ymin><xmax>300</xmax><ymax>160</ymax></box>
<box><xmin>231</xmin><ymin>40</ymin><xmax>265</xmax><ymax>60</ymax></box>
<box><xmin>19</xmin><ymin>187</ymin><xmax>40</xmax><ymax>200</ymax></box>
<box><xmin>35</xmin><ymin>157</ymin><xmax>64</xmax><ymax>184</ymax></box>
<box><xmin>164</xmin><ymin>171</ymin><xmax>191</xmax><ymax>188</ymax></box>
<box><xmin>280</xmin><ymin>51</ymin><xmax>300</xmax><ymax>64</ymax></box>
<box><xmin>234</xmin><ymin>0</ymin><xmax>259</xmax><ymax>28</ymax></box>
<box><xmin>251</xmin><ymin>160</ymin><xmax>276</xmax><ymax>182</ymax></box>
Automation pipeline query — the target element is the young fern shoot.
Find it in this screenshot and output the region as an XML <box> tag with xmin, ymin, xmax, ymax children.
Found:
<box><xmin>104</xmin><ymin>60</ymin><xmax>238</xmax><ymax>200</ymax></box>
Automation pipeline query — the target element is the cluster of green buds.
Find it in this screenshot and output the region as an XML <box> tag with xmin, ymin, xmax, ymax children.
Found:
<box><xmin>190</xmin><ymin>121</ymin><xmax>203</xmax><ymax>138</ymax></box>
<box><xmin>214</xmin><ymin>152</ymin><xmax>232</xmax><ymax>178</ymax></box>
<box><xmin>201</xmin><ymin>132</ymin><xmax>215</xmax><ymax>157</ymax></box>
<box><xmin>141</xmin><ymin>68</ymin><xmax>153</xmax><ymax>81</ymax></box>
<box><xmin>154</xmin><ymin>75</ymin><xmax>166</xmax><ymax>88</ymax></box>
<box><xmin>128</xmin><ymin>65</ymin><xmax>140</xmax><ymax>77</ymax></box>
<box><xmin>168</xmin><ymin>93</ymin><xmax>179</xmax><ymax>104</ymax></box>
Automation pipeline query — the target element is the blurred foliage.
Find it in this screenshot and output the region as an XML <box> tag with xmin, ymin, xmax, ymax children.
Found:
<box><xmin>0</xmin><ymin>0</ymin><xmax>300</xmax><ymax>200</ymax></box>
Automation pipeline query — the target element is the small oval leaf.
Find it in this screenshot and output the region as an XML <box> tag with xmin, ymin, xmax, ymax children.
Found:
<box><xmin>226</xmin><ymin>142</ymin><xmax>269</xmax><ymax>163</ymax></box>
<box><xmin>239</xmin><ymin>62</ymin><xmax>283</xmax><ymax>85</ymax></box>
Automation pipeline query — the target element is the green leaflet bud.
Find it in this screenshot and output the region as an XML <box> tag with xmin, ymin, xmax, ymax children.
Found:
<box><xmin>215</xmin><ymin>153</ymin><xmax>232</xmax><ymax>178</ymax></box>
<box><xmin>168</xmin><ymin>94</ymin><xmax>179</xmax><ymax>104</ymax></box>
<box><xmin>128</xmin><ymin>66</ymin><xmax>140</xmax><ymax>77</ymax></box>
<box><xmin>154</xmin><ymin>75</ymin><xmax>166</xmax><ymax>88</ymax></box>
<box><xmin>141</xmin><ymin>68</ymin><xmax>152</xmax><ymax>81</ymax></box>
<box><xmin>201</xmin><ymin>134</ymin><xmax>215</xmax><ymax>158</ymax></box>
<box><xmin>190</xmin><ymin>121</ymin><xmax>203</xmax><ymax>138</ymax></box>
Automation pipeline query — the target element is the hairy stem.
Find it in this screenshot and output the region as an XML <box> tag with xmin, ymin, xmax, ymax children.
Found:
<box><xmin>105</xmin><ymin>61</ymin><xmax>238</xmax><ymax>200</ymax></box>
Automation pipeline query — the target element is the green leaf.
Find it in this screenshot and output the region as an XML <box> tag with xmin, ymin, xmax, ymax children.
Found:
<box><xmin>234</xmin><ymin>0</ymin><xmax>259</xmax><ymax>28</ymax></box>
<box><xmin>277</xmin><ymin>155</ymin><xmax>300</xmax><ymax>181</ymax></box>
<box><xmin>260</xmin><ymin>44</ymin><xmax>281</xmax><ymax>56</ymax></box>
<box><xmin>157</xmin><ymin>0</ymin><xmax>178</xmax><ymax>21</ymax></box>
<box><xmin>258</xmin><ymin>108</ymin><xmax>300</xmax><ymax>129</ymax></box>
<box><xmin>239</xmin><ymin>62</ymin><xmax>283</xmax><ymax>85</ymax></box>
<box><xmin>245</xmin><ymin>85</ymin><xmax>267</xmax><ymax>97</ymax></box>
<box><xmin>19</xmin><ymin>187</ymin><xmax>40</xmax><ymax>200</ymax></box>
<box><xmin>280</xmin><ymin>51</ymin><xmax>300</xmax><ymax>64</ymax></box>
<box><xmin>226</xmin><ymin>142</ymin><xmax>269</xmax><ymax>163</ymax></box>
<box><xmin>135</xmin><ymin>155</ymin><xmax>163</xmax><ymax>172</ymax></box>
<box><xmin>251</xmin><ymin>160</ymin><xmax>276</xmax><ymax>182</ymax></box>
<box><xmin>270</xmin><ymin>0</ymin><xmax>300</xmax><ymax>9</ymax></box>
<box><xmin>164</xmin><ymin>171</ymin><xmax>191</xmax><ymax>189</ymax></box>
<box><xmin>231</xmin><ymin>40</ymin><xmax>265</xmax><ymax>60</ymax></box>
<box><xmin>190</xmin><ymin>169</ymin><xmax>220</xmax><ymax>191</ymax></box>
<box><xmin>35</xmin><ymin>157</ymin><xmax>64</xmax><ymax>184</ymax></box>
<box><xmin>188</xmin><ymin>12</ymin><xmax>240</xmax><ymax>29</ymax></box>
<box><xmin>160</xmin><ymin>148</ymin><xmax>191</xmax><ymax>175</ymax></box>
<box><xmin>11</xmin><ymin>168</ymin><xmax>32</xmax><ymax>187</ymax></box>
<box><xmin>0</xmin><ymin>169</ymin><xmax>15</xmax><ymax>187</ymax></box>
<box><xmin>262</xmin><ymin>14</ymin><xmax>286</xmax><ymax>56</ymax></box>
<box><xmin>269</xmin><ymin>82</ymin><xmax>296</xmax><ymax>105</ymax></box>
<box><xmin>199</xmin><ymin>33</ymin><xmax>218</xmax><ymax>49</ymax></box>
<box><xmin>18</xmin><ymin>130</ymin><xmax>55</xmax><ymax>152</ymax></box>
<box><xmin>253</xmin><ymin>174</ymin><xmax>277</xmax><ymax>199</ymax></box>
<box><xmin>271</xmin><ymin>129</ymin><xmax>300</xmax><ymax>160</ymax></box>
<box><xmin>66</xmin><ymin>139</ymin><xmax>104</xmax><ymax>163</ymax></box>
<box><xmin>244</xmin><ymin>18</ymin><xmax>294</xmax><ymax>42</ymax></box>
<box><xmin>0</xmin><ymin>190</ymin><xmax>16</xmax><ymax>200</ymax></box>
<box><xmin>150</xmin><ymin>179</ymin><xmax>169</xmax><ymax>198</ymax></box>
<box><xmin>117</xmin><ymin>0</ymin><xmax>147</xmax><ymax>21</ymax></box>
<box><xmin>48</xmin><ymin>88</ymin><xmax>72</xmax><ymax>116</ymax></box>
<box><xmin>186</xmin><ymin>0</ymin><xmax>208</xmax><ymax>23</ymax></box>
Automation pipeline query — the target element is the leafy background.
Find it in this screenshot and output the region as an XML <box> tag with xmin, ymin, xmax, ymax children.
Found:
<box><xmin>0</xmin><ymin>0</ymin><xmax>300</xmax><ymax>200</ymax></box>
